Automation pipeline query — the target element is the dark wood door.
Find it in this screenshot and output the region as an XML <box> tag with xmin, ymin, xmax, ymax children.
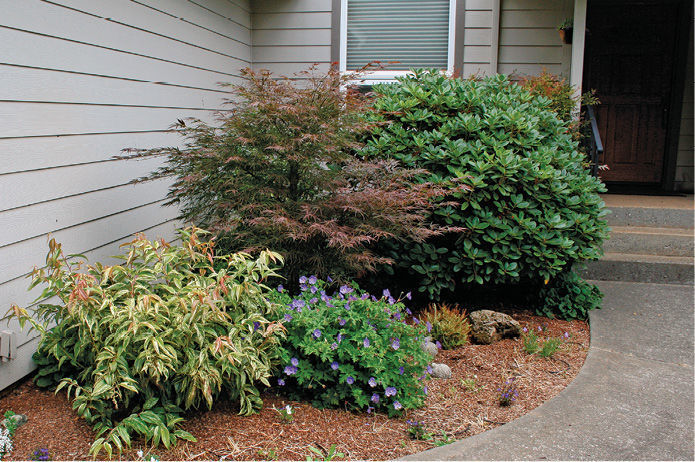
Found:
<box><xmin>583</xmin><ymin>1</ymin><xmax>680</xmax><ymax>183</ymax></box>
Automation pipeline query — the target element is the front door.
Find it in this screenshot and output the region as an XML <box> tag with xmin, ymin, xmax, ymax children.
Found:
<box><xmin>583</xmin><ymin>1</ymin><xmax>680</xmax><ymax>184</ymax></box>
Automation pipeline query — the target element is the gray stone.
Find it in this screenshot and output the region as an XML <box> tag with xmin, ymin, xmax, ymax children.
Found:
<box><xmin>0</xmin><ymin>414</ymin><xmax>27</xmax><ymax>431</ymax></box>
<box><xmin>469</xmin><ymin>310</ymin><xmax>522</xmax><ymax>344</ymax></box>
<box><xmin>422</xmin><ymin>341</ymin><xmax>438</xmax><ymax>358</ymax></box>
<box><xmin>429</xmin><ymin>363</ymin><xmax>451</xmax><ymax>379</ymax></box>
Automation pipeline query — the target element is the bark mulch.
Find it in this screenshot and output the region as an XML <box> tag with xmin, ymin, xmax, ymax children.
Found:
<box><xmin>0</xmin><ymin>311</ymin><xmax>589</xmax><ymax>461</ymax></box>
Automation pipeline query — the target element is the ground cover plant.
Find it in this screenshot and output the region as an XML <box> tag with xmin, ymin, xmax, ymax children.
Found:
<box><xmin>362</xmin><ymin>69</ymin><xmax>608</xmax><ymax>318</ymax></box>
<box><xmin>420</xmin><ymin>303</ymin><xmax>471</xmax><ymax>349</ymax></box>
<box><xmin>8</xmin><ymin>228</ymin><xmax>284</xmax><ymax>458</ymax></box>
<box><xmin>269</xmin><ymin>278</ymin><xmax>431</xmax><ymax>416</ymax></box>
<box><xmin>119</xmin><ymin>67</ymin><xmax>451</xmax><ymax>290</ymax></box>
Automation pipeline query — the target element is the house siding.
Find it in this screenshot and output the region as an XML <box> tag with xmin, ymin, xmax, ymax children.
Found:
<box><xmin>251</xmin><ymin>0</ymin><xmax>332</xmax><ymax>76</ymax></box>
<box><xmin>674</xmin><ymin>17</ymin><xmax>694</xmax><ymax>192</ymax></box>
<box><xmin>0</xmin><ymin>0</ymin><xmax>251</xmax><ymax>390</ymax></box>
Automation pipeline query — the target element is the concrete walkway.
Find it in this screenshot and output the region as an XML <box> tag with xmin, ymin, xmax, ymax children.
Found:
<box><xmin>403</xmin><ymin>280</ymin><xmax>694</xmax><ymax>461</ymax></box>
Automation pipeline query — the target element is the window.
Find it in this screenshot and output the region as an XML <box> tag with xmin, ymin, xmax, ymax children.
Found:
<box><xmin>339</xmin><ymin>0</ymin><xmax>457</xmax><ymax>82</ymax></box>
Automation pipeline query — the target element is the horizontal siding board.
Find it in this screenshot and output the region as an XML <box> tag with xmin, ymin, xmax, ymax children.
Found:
<box><xmin>54</xmin><ymin>0</ymin><xmax>252</xmax><ymax>52</ymax></box>
<box><xmin>0</xmin><ymin>65</ymin><xmax>229</xmax><ymax>109</ymax></box>
<box><xmin>252</xmin><ymin>12</ymin><xmax>332</xmax><ymax>29</ymax></box>
<box><xmin>253</xmin><ymin>45</ymin><xmax>331</xmax><ymax>62</ymax></box>
<box><xmin>0</xmin><ymin>103</ymin><xmax>215</xmax><ymax>139</ymax></box>
<box><xmin>500</xmin><ymin>28</ymin><xmax>559</xmax><ymax>46</ymax></box>
<box><xmin>252</xmin><ymin>62</ymin><xmax>331</xmax><ymax>75</ymax></box>
<box><xmin>190</xmin><ymin>0</ymin><xmax>251</xmax><ymax>25</ymax></box>
<box><xmin>252</xmin><ymin>28</ymin><xmax>332</xmax><ymax>46</ymax></box>
<box><xmin>463</xmin><ymin>46</ymin><xmax>492</xmax><ymax>64</ymax></box>
<box><xmin>462</xmin><ymin>63</ymin><xmax>489</xmax><ymax>78</ymax></box>
<box><xmin>0</xmin><ymin>201</ymin><xmax>177</xmax><ymax>285</ymax></box>
<box><xmin>498</xmin><ymin>63</ymin><xmax>563</xmax><ymax>77</ymax></box>
<box><xmin>142</xmin><ymin>0</ymin><xmax>251</xmax><ymax>30</ymax></box>
<box><xmin>0</xmin><ymin>28</ymin><xmax>242</xmax><ymax>92</ymax></box>
<box><xmin>676</xmin><ymin>146</ymin><xmax>694</xmax><ymax>166</ymax></box>
<box><xmin>252</xmin><ymin>0</ymin><xmax>332</xmax><ymax>13</ymax></box>
<box><xmin>0</xmin><ymin>157</ymin><xmax>166</xmax><ymax>212</ymax></box>
<box><xmin>464</xmin><ymin>0</ymin><xmax>492</xmax><ymax>11</ymax></box>
<box><xmin>1</xmin><ymin>1</ymin><xmax>248</xmax><ymax>76</ymax></box>
<box><xmin>464</xmin><ymin>11</ymin><xmax>492</xmax><ymax>27</ymax></box>
<box><xmin>502</xmin><ymin>0</ymin><xmax>565</xmax><ymax>10</ymax></box>
<box><xmin>0</xmin><ymin>131</ymin><xmax>181</xmax><ymax>174</ymax></box>
<box><xmin>464</xmin><ymin>28</ymin><xmax>492</xmax><ymax>46</ymax></box>
<box><xmin>498</xmin><ymin>46</ymin><xmax>563</xmax><ymax>64</ymax></box>
<box><xmin>0</xmin><ymin>179</ymin><xmax>172</xmax><ymax>248</ymax></box>
<box><xmin>500</xmin><ymin>10</ymin><xmax>562</xmax><ymax>28</ymax></box>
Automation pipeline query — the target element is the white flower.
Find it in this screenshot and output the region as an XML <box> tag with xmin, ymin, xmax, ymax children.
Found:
<box><xmin>137</xmin><ymin>450</ymin><xmax>144</xmax><ymax>459</ymax></box>
<box><xmin>284</xmin><ymin>405</ymin><xmax>293</xmax><ymax>414</ymax></box>
<box><xmin>150</xmin><ymin>457</ymin><xmax>157</xmax><ymax>462</ymax></box>
<box><xmin>0</xmin><ymin>428</ymin><xmax>13</xmax><ymax>456</ymax></box>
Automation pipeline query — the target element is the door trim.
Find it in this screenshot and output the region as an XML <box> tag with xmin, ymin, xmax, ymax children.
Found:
<box><xmin>662</xmin><ymin>0</ymin><xmax>692</xmax><ymax>191</ymax></box>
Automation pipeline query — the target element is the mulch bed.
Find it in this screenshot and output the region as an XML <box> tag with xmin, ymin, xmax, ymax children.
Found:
<box><xmin>0</xmin><ymin>311</ymin><xmax>589</xmax><ymax>461</ymax></box>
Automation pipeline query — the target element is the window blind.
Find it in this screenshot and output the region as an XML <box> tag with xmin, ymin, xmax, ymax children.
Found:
<box><xmin>346</xmin><ymin>0</ymin><xmax>451</xmax><ymax>71</ymax></box>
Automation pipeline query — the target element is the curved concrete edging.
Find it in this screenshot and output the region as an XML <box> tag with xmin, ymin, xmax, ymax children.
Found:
<box><xmin>401</xmin><ymin>280</ymin><xmax>694</xmax><ymax>461</ymax></box>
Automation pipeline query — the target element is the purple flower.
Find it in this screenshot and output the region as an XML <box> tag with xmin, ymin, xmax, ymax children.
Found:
<box><xmin>368</xmin><ymin>377</ymin><xmax>377</xmax><ymax>387</ymax></box>
<box><xmin>310</xmin><ymin>286</ymin><xmax>318</xmax><ymax>294</ymax></box>
<box><xmin>427</xmin><ymin>365</ymin><xmax>433</xmax><ymax>374</ymax></box>
<box><xmin>423</xmin><ymin>386</ymin><xmax>428</xmax><ymax>395</ymax></box>
<box><xmin>393</xmin><ymin>401</ymin><xmax>402</xmax><ymax>410</ymax></box>
<box><xmin>361</xmin><ymin>293</ymin><xmax>369</xmax><ymax>300</ymax></box>
<box><xmin>393</xmin><ymin>312</ymin><xmax>402</xmax><ymax>321</ymax></box>
<box><xmin>338</xmin><ymin>317</ymin><xmax>346</xmax><ymax>326</ymax></box>
<box><xmin>391</xmin><ymin>338</ymin><xmax>400</xmax><ymax>350</ymax></box>
<box><xmin>300</xmin><ymin>284</ymin><xmax>308</xmax><ymax>292</ymax></box>
<box><xmin>321</xmin><ymin>293</ymin><xmax>331</xmax><ymax>303</ymax></box>
<box><xmin>340</xmin><ymin>285</ymin><xmax>353</xmax><ymax>295</ymax></box>
<box><xmin>538</xmin><ymin>325</ymin><xmax>542</xmax><ymax>332</ymax></box>
<box><xmin>284</xmin><ymin>365</ymin><xmax>298</xmax><ymax>375</ymax></box>
<box><xmin>284</xmin><ymin>313</ymin><xmax>293</xmax><ymax>322</ymax></box>
<box><xmin>413</xmin><ymin>317</ymin><xmax>420</xmax><ymax>325</ymax></box>
<box><xmin>385</xmin><ymin>386</ymin><xmax>397</xmax><ymax>397</ymax></box>
<box><xmin>383</xmin><ymin>289</ymin><xmax>391</xmax><ymax>298</ymax></box>
<box><xmin>564</xmin><ymin>332</ymin><xmax>569</xmax><ymax>338</ymax></box>
<box><xmin>278</xmin><ymin>378</ymin><xmax>285</xmax><ymax>386</ymax></box>
<box><xmin>371</xmin><ymin>295</ymin><xmax>377</xmax><ymax>302</ymax></box>
<box><xmin>299</xmin><ymin>276</ymin><xmax>308</xmax><ymax>284</ymax></box>
<box><xmin>344</xmin><ymin>303</ymin><xmax>351</xmax><ymax>310</ymax></box>
<box><xmin>308</xmin><ymin>275</ymin><xmax>318</xmax><ymax>285</ymax></box>
<box><xmin>331</xmin><ymin>361</ymin><xmax>339</xmax><ymax>370</ymax></box>
<box><xmin>327</xmin><ymin>276</ymin><xmax>333</xmax><ymax>282</ymax></box>
<box><xmin>346</xmin><ymin>376</ymin><xmax>355</xmax><ymax>385</ymax></box>
<box><xmin>523</xmin><ymin>327</ymin><xmax>528</xmax><ymax>333</ymax></box>
<box><xmin>291</xmin><ymin>357</ymin><xmax>299</xmax><ymax>366</ymax></box>
<box><xmin>331</xmin><ymin>342</ymin><xmax>338</xmax><ymax>350</ymax></box>
<box><xmin>363</xmin><ymin>337</ymin><xmax>370</xmax><ymax>348</ymax></box>
<box><xmin>277</xmin><ymin>285</ymin><xmax>284</xmax><ymax>293</ymax></box>
<box><xmin>388</xmin><ymin>297</ymin><xmax>396</xmax><ymax>305</ymax></box>
<box><xmin>253</xmin><ymin>321</ymin><xmax>261</xmax><ymax>331</ymax></box>
<box><xmin>313</xmin><ymin>329</ymin><xmax>322</xmax><ymax>339</ymax></box>
<box><xmin>435</xmin><ymin>340</ymin><xmax>442</xmax><ymax>349</ymax></box>
<box><xmin>371</xmin><ymin>393</ymin><xmax>380</xmax><ymax>403</ymax></box>
<box><xmin>309</xmin><ymin>297</ymin><xmax>318</xmax><ymax>304</ymax></box>
<box><xmin>426</xmin><ymin>321</ymin><xmax>432</xmax><ymax>333</ymax></box>
<box><xmin>399</xmin><ymin>366</ymin><xmax>405</xmax><ymax>375</ymax></box>
<box><xmin>291</xmin><ymin>299</ymin><xmax>306</xmax><ymax>309</ymax></box>
<box><xmin>405</xmin><ymin>308</ymin><xmax>412</xmax><ymax>315</ymax></box>
<box><xmin>337</xmin><ymin>333</ymin><xmax>344</xmax><ymax>343</ymax></box>
<box><xmin>405</xmin><ymin>291</ymin><xmax>412</xmax><ymax>300</ymax></box>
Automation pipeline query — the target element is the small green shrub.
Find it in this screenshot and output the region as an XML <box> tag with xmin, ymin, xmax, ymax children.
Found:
<box><xmin>9</xmin><ymin>228</ymin><xmax>284</xmax><ymax>458</ymax></box>
<box><xmin>521</xmin><ymin>328</ymin><xmax>541</xmax><ymax>354</ymax></box>
<box><xmin>363</xmin><ymin>70</ymin><xmax>608</xmax><ymax>303</ymax></box>
<box><xmin>420</xmin><ymin>303</ymin><xmax>470</xmax><ymax>349</ymax></box>
<box><xmin>269</xmin><ymin>278</ymin><xmax>431</xmax><ymax>416</ymax></box>
<box><xmin>536</xmin><ymin>269</ymin><xmax>603</xmax><ymax>319</ymax></box>
<box><xmin>538</xmin><ymin>337</ymin><xmax>564</xmax><ymax>358</ymax></box>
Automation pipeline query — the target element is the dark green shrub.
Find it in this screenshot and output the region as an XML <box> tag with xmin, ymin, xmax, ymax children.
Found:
<box><xmin>362</xmin><ymin>70</ymin><xmax>609</xmax><ymax>302</ymax></box>
<box><xmin>268</xmin><ymin>278</ymin><xmax>431</xmax><ymax>416</ymax></box>
<box><xmin>535</xmin><ymin>269</ymin><xmax>603</xmax><ymax>319</ymax></box>
<box><xmin>420</xmin><ymin>303</ymin><xmax>470</xmax><ymax>349</ymax></box>
<box><xmin>120</xmin><ymin>67</ymin><xmax>446</xmax><ymax>290</ymax></box>
<box><xmin>9</xmin><ymin>228</ymin><xmax>284</xmax><ymax>457</ymax></box>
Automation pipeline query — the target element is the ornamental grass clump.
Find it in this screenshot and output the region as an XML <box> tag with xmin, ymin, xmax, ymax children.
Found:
<box><xmin>269</xmin><ymin>277</ymin><xmax>431</xmax><ymax>416</ymax></box>
<box><xmin>8</xmin><ymin>227</ymin><xmax>285</xmax><ymax>458</ymax></box>
<box><xmin>420</xmin><ymin>303</ymin><xmax>471</xmax><ymax>349</ymax></box>
<box><xmin>362</xmin><ymin>70</ymin><xmax>608</xmax><ymax>317</ymax></box>
<box><xmin>119</xmin><ymin>66</ymin><xmax>450</xmax><ymax>291</ymax></box>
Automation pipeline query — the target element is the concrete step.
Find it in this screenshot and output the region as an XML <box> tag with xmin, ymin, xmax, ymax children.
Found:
<box><xmin>606</xmin><ymin>206</ymin><xmax>694</xmax><ymax>228</ymax></box>
<box><xmin>582</xmin><ymin>252</ymin><xmax>694</xmax><ymax>285</ymax></box>
<box><xmin>604</xmin><ymin>226</ymin><xmax>695</xmax><ymax>257</ymax></box>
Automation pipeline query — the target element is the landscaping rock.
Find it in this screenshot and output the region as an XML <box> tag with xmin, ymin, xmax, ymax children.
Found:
<box><xmin>1</xmin><ymin>413</ymin><xmax>27</xmax><ymax>431</ymax></box>
<box><xmin>469</xmin><ymin>310</ymin><xmax>523</xmax><ymax>344</ymax></box>
<box><xmin>422</xmin><ymin>340</ymin><xmax>439</xmax><ymax>358</ymax></box>
<box><xmin>430</xmin><ymin>363</ymin><xmax>452</xmax><ymax>379</ymax></box>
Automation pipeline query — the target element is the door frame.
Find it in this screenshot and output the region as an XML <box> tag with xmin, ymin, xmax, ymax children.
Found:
<box><xmin>571</xmin><ymin>0</ymin><xmax>692</xmax><ymax>191</ymax></box>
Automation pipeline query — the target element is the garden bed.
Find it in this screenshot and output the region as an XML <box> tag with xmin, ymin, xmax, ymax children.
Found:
<box><xmin>0</xmin><ymin>311</ymin><xmax>589</xmax><ymax>461</ymax></box>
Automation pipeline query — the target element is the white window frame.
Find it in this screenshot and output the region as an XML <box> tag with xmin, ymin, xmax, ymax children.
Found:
<box><xmin>339</xmin><ymin>0</ymin><xmax>457</xmax><ymax>85</ymax></box>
